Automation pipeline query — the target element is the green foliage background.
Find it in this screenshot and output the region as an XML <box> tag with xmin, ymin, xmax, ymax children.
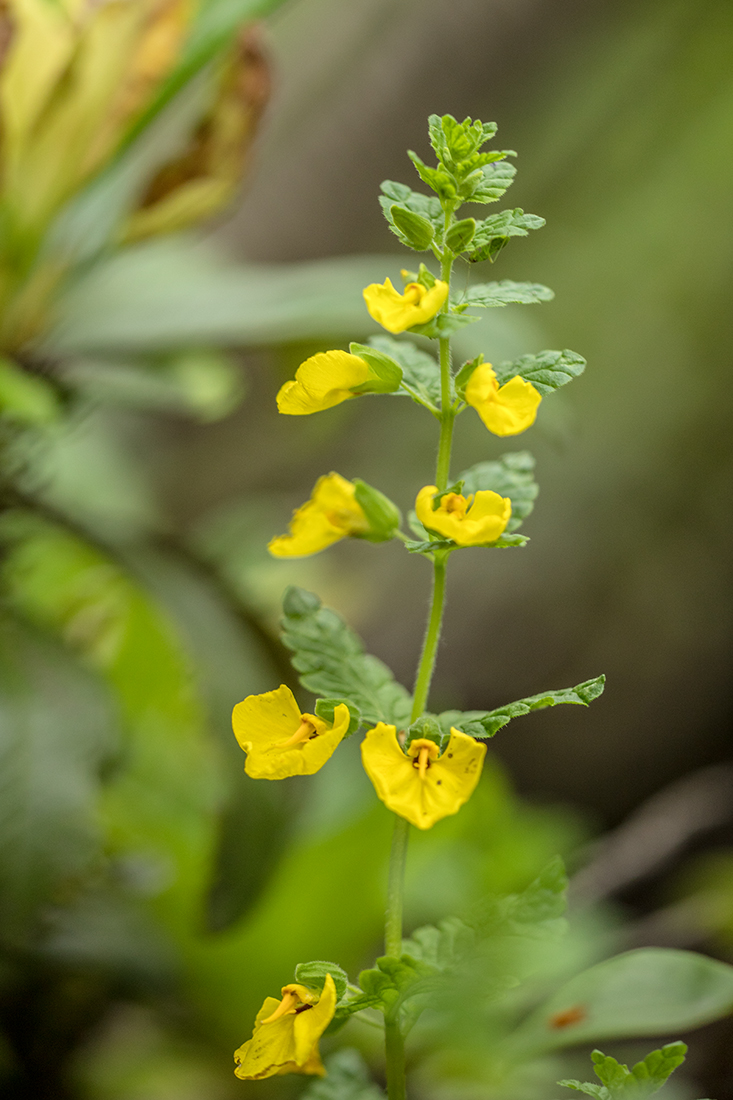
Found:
<box><xmin>1</xmin><ymin>1</ymin><xmax>732</xmax><ymax>1098</ymax></box>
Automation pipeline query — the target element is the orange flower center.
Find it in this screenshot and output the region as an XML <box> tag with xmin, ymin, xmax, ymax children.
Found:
<box><xmin>274</xmin><ymin>718</ymin><xmax>317</xmax><ymax>750</ymax></box>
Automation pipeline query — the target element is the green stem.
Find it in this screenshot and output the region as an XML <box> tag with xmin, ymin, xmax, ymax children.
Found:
<box><xmin>410</xmin><ymin>555</ymin><xmax>447</xmax><ymax>721</ymax></box>
<box><xmin>385</xmin><ymin>1017</ymin><xmax>407</xmax><ymax>1100</ymax></box>
<box><xmin>385</xmin><ymin>815</ymin><xmax>410</xmax><ymax>957</ymax></box>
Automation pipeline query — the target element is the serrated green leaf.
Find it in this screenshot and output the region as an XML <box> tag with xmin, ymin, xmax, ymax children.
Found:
<box><xmin>402</xmin><ymin>916</ymin><xmax>477</xmax><ymax>970</ymax></box>
<box><xmin>630</xmin><ymin>1043</ymin><xmax>688</xmax><ymax>1090</ymax></box>
<box><xmin>467</xmin><ymin>209</ymin><xmax>546</xmax><ymax>262</ymax></box>
<box><xmin>470</xmin><ymin>857</ymin><xmax>568</xmax><ymax>941</ymax></box>
<box><xmin>379</xmin><ymin>181</ymin><xmax>443</xmax><ymax>234</ymax></box>
<box><xmin>389</xmin><ymin>205</ymin><xmax>435</xmax><ymax>251</ymax></box>
<box><xmin>459</xmin><ymin>451</ymin><xmax>538</xmax><ymax>532</ymax></box>
<box><xmin>404</xmin><ymin>538</ymin><xmax>455</xmax><ymax>555</ymax></box>
<box><xmin>467</xmin><ymin>160</ymin><xmax>517</xmax><ymax>203</ymax></box>
<box><xmin>440</xmin><ymin>675</ymin><xmax>606</xmax><ymax>739</ymax></box>
<box><xmin>558</xmin><ymin>1081</ymin><xmax>609</xmax><ymax>1099</ymax></box>
<box><xmin>280</xmin><ymin>587</ymin><xmax>411</xmax><ymax>729</ymax></box>
<box><xmin>494</xmin><ymin>349</ymin><xmax>586</xmax><ymax>395</ymax></box>
<box><xmin>515</xmin><ymin>948</ymin><xmax>733</xmax><ymax>1052</ymax></box>
<box><xmin>459</xmin><ymin>280</ymin><xmax>554</xmax><ymax>308</ymax></box>
<box><xmin>368</xmin><ymin>336</ymin><xmax>441</xmax><ymax>408</ymax></box>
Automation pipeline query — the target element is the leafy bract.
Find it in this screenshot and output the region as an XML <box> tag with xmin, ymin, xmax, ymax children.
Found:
<box><xmin>515</xmin><ymin>948</ymin><xmax>733</xmax><ymax>1052</ymax></box>
<box><xmin>438</xmin><ymin>676</ymin><xmax>606</xmax><ymax>740</ymax></box>
<box><xmin>493</xmin><ymin>349</ymin><xmax>587</xmax><ymax>395</ymax></box>
<box><xmin>281</xmin><ymin>587</ymin><xmax>412</xmax><ymax>729</ymax></box>
<box><xmin>458</xmin><ymin>280</ymin><xmax>554</xmax><ymax>309</ymax></box>
<box><xmin>459</xmin><ymin>451</ymin><xmax>539</xmax><ymax>533</ymax></box>
<box><xmin>368</xmin><ymin>336</ymin><xmax>441</xmax><ymax>407</ymax></box>
<box><xmin>379</xmin><ymin>180</ymin><xmax>444</xmax><ymax>237</ymax></box>
<box><xmin>559</xmin><ymin>1042</ymin><xmax>688</xmax><ymax>1100</ymax></box>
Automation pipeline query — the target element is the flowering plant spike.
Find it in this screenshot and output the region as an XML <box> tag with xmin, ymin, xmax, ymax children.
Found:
<box><xmin>228</xmin><ymin>112</ymin><xmax>729</xmax><ymax>1097</ymax></box>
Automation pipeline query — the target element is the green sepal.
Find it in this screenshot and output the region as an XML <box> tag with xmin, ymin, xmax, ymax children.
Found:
<box><xmin>445</xmin><ymin>217</ymin><xmax>476</xmax><ymax>254</ymax></box>
<box><xmin>379</xmin><ymin>180</ymin><xmax>443</xmax><ymax>235</ymax></box>
<box><xmin>389</xmin><ymin>204</ymin><xmax>435</xmax><ymax>251</ymax></box>
<box><xmin>415</xmin><ymin>262</ymin><xmax>437</xmax><ymax>288</ymax></box>
<box><xmin>454</xmin><ymin>354</ymin><xmax>483</xmax><ymax>397</ymax></box>
<box><xmin>431</xmin><ymin>480</ymin><xmax>465</xmax><ymax>510</ymax></box>
<box><xmin>368</xmin><ymin>337</ymin><xmax>441</xmax><ymax>408</ymax></box>
<box><xmin>314</xmin><ymin>698</ymin><xmax>362</xmax><ymax>738</ymax></box>
<box><xmin>459</xmin><ymin>451</ymin><xmax>538</xmax><ymax>532</ymax></box>
<box><xmin>467</xmin><ymin>209</ymin><xmax>545</xmax><ymax>263</ymax></box>
<box><xmin>493</xmin><ymin>349</ymin><xmax>586</xmax><ymax>395</ymax></box>
<box><xmin>404</xmin><ymin>715</ymin><xmax>445</xmax><ymax>752</ymax></box>
<box><xmin>559</xmin><ymin>1042</ymin><xmax>688</xmax><ymax>1100</ymax></box>
<box><xmin>353</xmin><ymin>479</ymin><xmax>401</xmax><ymax>541</ymax></box>
<box><xmin>457</xmin><ymin>280</ymin><xmax>554</xmax><ymax>309</ymax></box>
<box><xmin>294</xmin><ymin>960</ymin><xmax>350</xmax><ymax>1001</ymax></box>
<box><xmin>0</xmin><ymin>357</ymin><xmax>61</xmax><ymax>425</ymax></box>
<box><xmin>407</xmin><ymin>150</ymin><xmax>456</xmax><ymax>201</ymax></box>
<box><xmin>349</xmin><ymin>342</ymin><xmax>402</xmax><ymax>393</ymax></box>
<box><xmin>409</xmin><ymin>312</ymin><xmax>480</xmax><ymax>339</ymax></box>
<box><xmin>439</xmin><ymin>675</ymin><xmax>606</xmax><ymax>739</ymax></box>
<box><xmin>280</xmin><ymin>588</ymin><xmax>412</xmax><ymax>729</ymax></box>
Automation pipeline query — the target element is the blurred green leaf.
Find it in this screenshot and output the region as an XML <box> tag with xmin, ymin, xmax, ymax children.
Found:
<box><xmin>301</xmin><ymin>1049</ymin><xmax>384</xmax><ymax>1100</ymax></box>
<box><xmin>0</xmin><ymin>618</ymin><xmax>117</xmax><ymax>941</ymax></box>
<box><xmin>459</xmin><ymin>451</ymin><xmax>539</xmax><ymax>533</ymax></box>
<box><xmin>515</xmin><ymin>948</ymin><xmax>733</xmax><ymax>1052</ymax></box>
<box><xmin>0</xmin><ymin>358</ymin><xmax>60</xmax><ymax>424</ymax></box>
<box><xmin>281</xmin><ymin>587</ymin><xmax>412</xmax><ymax>728</ymax></box>
<box><xmin>493</xmin><ymin>349</ymin><xmax>587</xmax><ymax>396</ymax></box>
<box><xmin>438</xmin><ymin>676</ymin><xmax>606</xmax><ymax>740</ymax></box>
<box><xmin>45</xmin><ymin>243</ymin><xmax>403</xmax><ymax>353</ymax></box>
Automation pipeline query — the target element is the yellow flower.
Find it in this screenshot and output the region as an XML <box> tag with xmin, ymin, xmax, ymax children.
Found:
<box><xmin>360</xmin><ymin>724</ymin><xmax>486</xmax><ymax>829</ymax></box>
<box><xmin>268</xmin><ymin>473</ymin><xmax>369</xmax><ymax>558</ymax></box>
<box><xmin>232</xmin><ymin>685</ymin><xmax>350</xmax><ymax>779</ymax></box>
<box><xmin>277</xmin><ymin>350</ymin><xmax>375</xmax><ymax>415</ymax></box>
<box><xmin>464</xmin><ymin>363</ymin><xmax>542</xmax><ymax>436</ymax></box>
<box><xmin>415</xmin><ymin>485</ymin><xmax>511</xmax><ymax>546</ymax></box>
<box><xmin>234</xmin><ymin>974</ymin><xmax>337</xmax><ymax>1080</ymax></box>
<box><xmin>363</xmin><ymin>277</ymin><xmax>449</xmax><ymax>334</ymax></box>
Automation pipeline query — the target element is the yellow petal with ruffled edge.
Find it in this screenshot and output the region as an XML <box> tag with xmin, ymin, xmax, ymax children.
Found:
<box><xmin>268</xmin><ymin>473</ymin><xmax>369</xmax><ymax>558</ymax></box>
<box><xmin>234</xmin><ymin>975</ymin><xmax>337</xmax><ymax>1080</ymax></box>
<box><xmin>360</xmin><ymin>723</ymin><xmax>486</xmax><ymax>829</ymax></box>
<box><xmin>232</xmin><ymin>685</ymin><xmax>350</xmax><ymax>779</ymax></box>
<box><xmin>363</xmin><ymin>278</ymin><xmax>449</xmax><ymax>334</ymax></box>
<box><xmin>464</xmin><ymin>363</ymin><xmax>541</xmax><ymax>436</ymax></box>
<box><xmin>276</xmin><ymin>350</ymin><xmax>373</xmax><ymax>414</ymax></box>
<box><xmin>415</xmin><ymin>485</ymin><xmax>511</xmax><ymax>546</ymax></box>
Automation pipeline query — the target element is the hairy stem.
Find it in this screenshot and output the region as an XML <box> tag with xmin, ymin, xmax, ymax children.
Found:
<box><xmin>385</xmin><ymin>1017</ymin><xmax>407</xmax><ymax>1100</ymax></box>
<box><xmin>385</xmin><ymin>815</ymin><xmax>410</xmax><ymax>957</ymax></box>
<box><xmin>410</xmin><ymin>555</ymin><xmax>447</xmax><ymax>721</ymax></box>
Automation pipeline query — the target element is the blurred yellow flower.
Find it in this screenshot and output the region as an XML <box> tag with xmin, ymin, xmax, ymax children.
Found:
<box><xmin>360</xmin><ymin>724</ymin><xmax>486</xmax><ymax>829</ymax></box>
<box><xmin>234</xmin><ymin>975</ymin><xmax>337</xmax><ymax>1080</ymax></box>
<box><xmin>363</xmin><ymin>277</ymin><xmax>448</xmax><ymax>333</ymax></box>
<box><xmin>268</xmin><ymin>473</ymin><xmax>369</xmax><ymax>557</ymax></box>
<box><xmin>232</xmin><ymin>685</ymin><xmax>350</xmax><ymax>779</ymax></box>
<box><xmin>415</xmin><ymin>484</ymin><xmax>511</xmax><ymax>546</ymax></box>
<box><xmin>464</xmin><ymin>363</ymin><xmax>541</xmax><ymax>436</ymax></box>
<box><xmin>277</xmin><ymin>350</ymin><xmax>374</xmax><ymax>414</ymax></box>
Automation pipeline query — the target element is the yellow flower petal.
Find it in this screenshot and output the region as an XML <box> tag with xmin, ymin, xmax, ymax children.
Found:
<box><xmin>363</xmin><ymin>278</ymin><xmax>449</xmax><ymax>334</ymax></box>
<box><xmin>234</xmin><ymin>974</ymin><xmax>337</xmax><ymax>1080</ymax></box>
<box><xmin>361</xmin><ymin>723</ymin><xmax>486</xmax><ymax>829</ymax></box>
<box><xmin>276</xmin><ymin>350</ymin><xmax>373</xmax><ymax>414</ymax></box>
<box><xmin>268</xmin><ymin>473</ymin><xmax>369</xmax><ymax>558</ymax></box>
<box><xmin>415</xmin><ymin>485</ymin><xmax>511</xmax><ymax>547</ymax></box>
<box><xmin>232</xmin><ymin>685</ymin><xmax>350</xmax><ymax>778</ymax></box>
<box><xmin>464</xmin><ymin>363</ymin><xmax>542</xmax><ymax>436</ymax></box>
